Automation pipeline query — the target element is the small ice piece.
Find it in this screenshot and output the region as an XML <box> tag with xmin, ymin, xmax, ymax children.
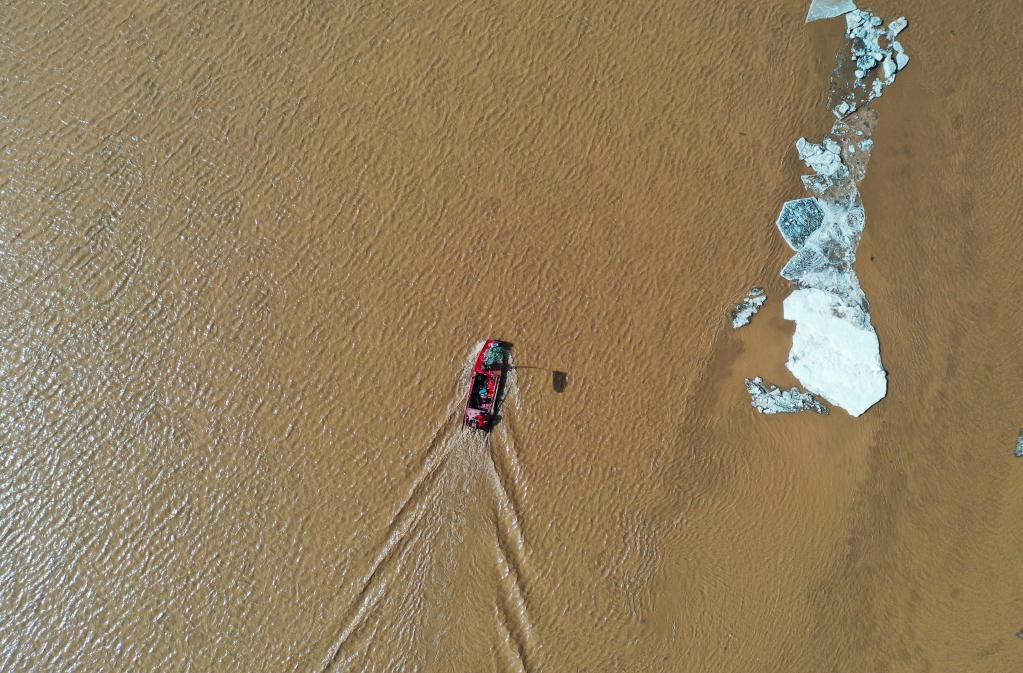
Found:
<box><xmin>731</xmin><ymin>287</ymin><xmax>767</xmax><ymax>328</ymax></box>
<box><xmin>895</xmin><ymin>52</ymin><xmax>910</xmax><ymax>70</ymax></box>
<box><xmin>783</xmin><ymin>288</ymin><xmax>887</xmax><ymax>416</ymax></box>
<box><xmin>745</xmin><ymin>377</ymin><xmax>830</xmax><ymax>415</ymax></box>
<box><xmin>882</xmin><ymin>57</ymin><xmax>897</xmax><ymax>81</ymax></box>
<box><xmin>796</xmin><ymin>137</ymin><xmax>845</xmax><ymax>178</ymax></box>
<box><xmin>776</xmin><ymin>198</ymin><xmax>824</xmax><ymax>251</ymax></box>
<box><xmin>805</xmin><ymin>0</ymin><xmax>858</xmax><ymax>23</ymax></box>
<box><xmin>1016</xmin><ymin>429</ymin><xmax>1023</xmax><ymax>458</ymax></box>
<box><xmin>801</xmin><ymin>173</ymin><xmax>835</xmax><ymax>197</ymax></box>
<box><xmin>888</xmin><ymin>16</ymin><xmax>908</xmax><ymax>36</ymax></box>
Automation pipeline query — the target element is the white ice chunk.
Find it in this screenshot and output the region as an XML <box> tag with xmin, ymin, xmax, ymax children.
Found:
<box><xmin>806</xmin><ymin>0</ymin><xmax>858</xmax><ymax>23</ymax></box>
<box><xmin>1016</xmin><ymin>429</ymin><xmax>1023</xmax><ymax>458</ymax></box>
<box><xmin>882</xmin><ymin>56</ymin><xmax>897</xmax><ymax>81</ymax></box>
<box><xmin>783</xmin><ymin>288</ymin><xmax>887</xmax><ymax>416</ymax></box>
<box><xmin>731</xmin><ymin>287</ymin><xmax>767</xmax><ymax>328</ymax></box>
<box><xmin>796</xmin><ymin>137</ymin><xmax>845</xmax><ymax>178</ymax></box>
<box><xmin>895</xmin><ymin>52</ymin><xmax>910</xmax><ymax>70</ymax></box>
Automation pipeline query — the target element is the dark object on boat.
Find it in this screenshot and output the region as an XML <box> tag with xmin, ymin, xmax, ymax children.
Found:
<box><xmin>552</xmin><ymin>371</ymin><xmax>568</xmax><ymax>393</ymax></box>
<box><xmin>464</xmin><ymin>340</ymin><xmax>510</xmax><ymax>431</ymax></box>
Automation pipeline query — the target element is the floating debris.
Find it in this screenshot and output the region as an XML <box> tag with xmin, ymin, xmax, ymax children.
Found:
<box><xmin>731</xmin><ymin>287</ymin><xmax>767</xmax><ymax>328</ymax></box>
<box><xmin>745</xmin><ymin>377</ymin><xmax>830</xmax><ymax>415</ymax></box>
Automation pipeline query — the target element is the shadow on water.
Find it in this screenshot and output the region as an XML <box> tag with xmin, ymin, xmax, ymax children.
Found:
<box><xmin>507</xmin><ymin>364</ymin><xmax>570</xmax><ymax>393</ymax></box>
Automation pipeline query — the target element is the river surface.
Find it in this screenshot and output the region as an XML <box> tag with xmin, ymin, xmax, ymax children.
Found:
<box><xmin>0</xmin><ymin>1</ymin><xmax>1021</xmax><ymax>671</ymax></box>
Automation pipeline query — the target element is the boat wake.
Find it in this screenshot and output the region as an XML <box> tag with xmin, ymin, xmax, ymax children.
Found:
<box><xmin>318</xmin><ymin>342</ymin><xmax>536</xmax><ymax>672</ymax></box>
<box><xmin>489</xmin><ymin>417</ymin><xmax>536</xmax><ymax>672</ymax></box>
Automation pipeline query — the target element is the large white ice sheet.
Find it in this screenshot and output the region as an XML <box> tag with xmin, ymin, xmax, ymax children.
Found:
<box><xmin>784</xmin><ymin>289</ymin><xmax>886</xmax><ymax>416</ymax></box>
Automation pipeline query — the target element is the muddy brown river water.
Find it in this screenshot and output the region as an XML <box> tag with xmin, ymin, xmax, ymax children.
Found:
<box><xmin>0</xmin><ymin>1</ymin><xmax>1021</xmax><ymax>671</ymax></box>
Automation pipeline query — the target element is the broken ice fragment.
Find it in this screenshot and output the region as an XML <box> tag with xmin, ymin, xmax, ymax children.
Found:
<box><xmin>731</xmin><ymin>287</ymin><xmax>767</xmax><ymax>328</ymax></box>
<box><xmin>1016</xmin><ymin>429</ymin><xmax>1023</xmax><ymax>458</ymax></box>
<box><xmin>805</xmin><ymin>0</ymin><xmax>857</xmax><ymax>23</ymax></box>
<box><xmin>882</xmin><ymin>57</ymin><xmax>897</xmax><ymax>81</ymax></box>
<box><xmin>745</xmin><ymin>377</ymin><xmax>830</xmax><ymax>415</ymax></box>
<box><xmin>797</xmin><ymin>137</ymin><xmax>846</xmax><ymax>179</ymax></box>
<box><xmin>776</xmin><ymin>198</ymin><xmax>824</xmax><ymax>251</ymax></box>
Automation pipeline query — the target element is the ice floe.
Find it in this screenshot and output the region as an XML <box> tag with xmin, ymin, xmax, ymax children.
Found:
<box><xmin>745</xmin><ymin>377</ymin><xmax>830</xmax><ymax>415</ymax></box>
<box><xmin>805</xmin><ymin>0</ymin><xmax>857</xmax><ymax>24</ymax></box>
<box><xmin>784</xmin><ymin>289</ymin><xmax>885</xmax><ymax>416</ymax></box>
<box><xmin>731</xmin><ymin>287</ymin><xmax>767</xmax><ymax>328</ymax></box>
<box><xmin>747</xmin><ymin>4</ymin><xmax>908</xmax><ymax>417</ymax></box>
<box><xmin>1016</xmin><ymin>429</ymin><xmax>1023</xmax><ymax>458</ymax></box>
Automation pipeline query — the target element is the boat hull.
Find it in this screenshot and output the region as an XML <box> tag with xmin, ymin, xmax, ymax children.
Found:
<box><xmin>463</xmin><ymin>340</ymin><xmax>510</xmax><ymax>431</ymax></box>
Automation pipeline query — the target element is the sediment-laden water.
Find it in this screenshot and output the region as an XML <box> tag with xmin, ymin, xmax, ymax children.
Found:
<box><xmin>0</xmin><ymin>1</ymin><xmax>1020</xmax><ymax>671</ymax></box>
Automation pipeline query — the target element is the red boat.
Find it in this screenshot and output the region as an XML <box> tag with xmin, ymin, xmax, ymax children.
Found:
<box><xmin>464</xmin><ymin>340</ymin><xmax>510</xmax><ymax>431</ymax></box>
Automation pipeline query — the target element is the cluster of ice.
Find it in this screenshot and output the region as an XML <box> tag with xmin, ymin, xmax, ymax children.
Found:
<box><xmin>1016</xmin><ymin>429</ymin><xmax>1023</xmax><ymax>458</ymax></box>
<box><xmin>830</xmin><ymin>9</ymin><xmax>910</xmax><ymax>118</ymax></box>
<box><xmin>777</xmin><ymin>106</ymin><xmax>888</xmax><ymax>416</ymax></box>
<box><xmin>745</xmin><ymin>377</ymin><xmax>829</xmax><ymax>415</ymax></box>
<box><xmin>780</xmin><ymin>108</ymin><xmax>877</xmax><ymax>311</ymax></box>
<box><xmin>731</xmin><ymin>287</ymin><xmax>767</xmax><ymax>328</ymax></box>
<box><xmin>746</xmin><ymin>2</ymin><xmax>908</xmax><ymax>417</ymax></box>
